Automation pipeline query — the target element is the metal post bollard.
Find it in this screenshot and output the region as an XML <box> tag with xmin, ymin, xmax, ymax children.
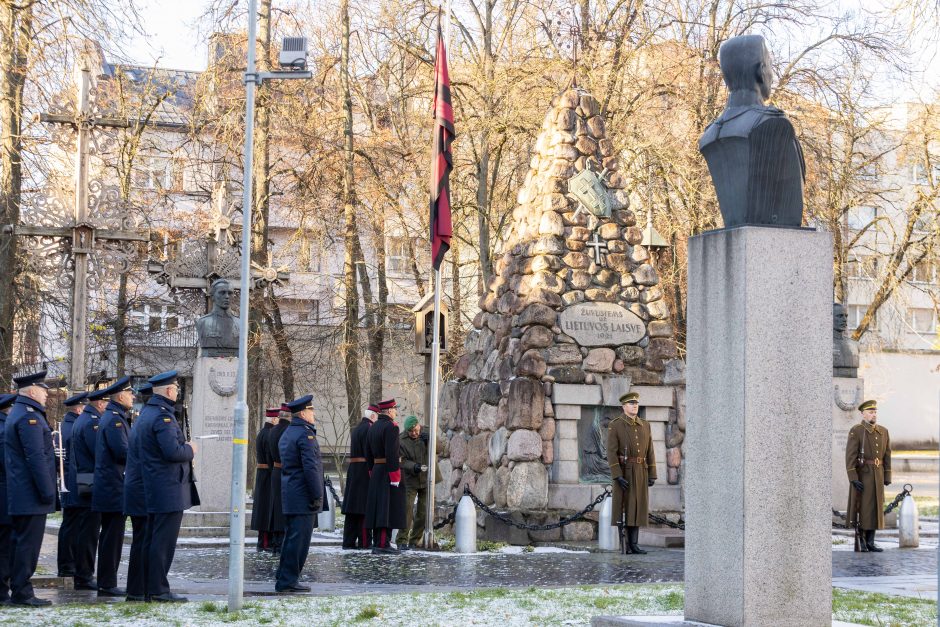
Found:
<box><xmin>597</xmin><ymin>495</ymin><xmax>618</xmax><ymax>550</ymax></box>
<box><xmin>318</xmin><ymin>484</ymin><xmax>335</xmax><ymax>532</ymax></box>
<box><xmin>455</xmin><ymin>495</ymin><xmax>477</xmax><ymax>553</ymax></box>
<box><xmin>898</xmin><ymin>493</ymin><xmax>919</xmax><ymax>548</ymax></box>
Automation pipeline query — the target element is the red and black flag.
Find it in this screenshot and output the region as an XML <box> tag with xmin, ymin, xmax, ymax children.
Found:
<box><xmin>430</xmin><ymin>21</ymin><xmax>454</xmax><ymax>271</ymax></box>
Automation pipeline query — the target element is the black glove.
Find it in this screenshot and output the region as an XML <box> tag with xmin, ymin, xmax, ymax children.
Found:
<box><xmin>420</xmin><ymin>432</ymin><xmax>429</xmax><ymax>444</ymax></box>
<box><xmin>414</xmin><ymin>463</ymin><xmax>423</xmax><ymax>474</ymax></box>
<box><xmin>851</xmin><ymin>480</ymin><xmax>864</xmax><ymax>492</ymax></box>
<box><xmin>616</xmin><ymin>477</ymin><xmax>629</xmax><ymax>491</ymax></box>
<box><xmin>648</xmin><ymin>478</ymin><xmax>655</xmax><ymax>487</ymax></box>
<box><xmin>884</xmin><ymin>480</ymin><xmax>891</xmax><ymax>487</ymax></box>
<box><xmin>312</xmin><ymin>499</ymin><xmax>323</xmax><ymax>511</ymax></box>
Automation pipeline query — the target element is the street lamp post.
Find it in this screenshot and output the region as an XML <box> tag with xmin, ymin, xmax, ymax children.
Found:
<box><xmin>228</xmin><ymin>1</ymin><xmax>311</xmax><ymax>611</ymax></box>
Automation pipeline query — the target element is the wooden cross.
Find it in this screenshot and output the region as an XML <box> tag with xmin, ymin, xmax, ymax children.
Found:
<box><xmin>12</xmin><ymin>58</ymin><xmax>149</xmax><ymax>387</ymax></box>
<box><xmin>586</xmin><ymin>231</ymin><xmax>609</xmax><ymax>267</ymax></box>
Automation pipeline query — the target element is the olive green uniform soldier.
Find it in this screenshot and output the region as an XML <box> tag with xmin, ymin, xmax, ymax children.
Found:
<box><xmin>607</xmin><ymin>392</ymin><xmax>656</xmax><ymax>554</ymax></box>
<box><xmin>845</xmin><ymin>399</ymin><xmax>891</xmax><ymax>552</ymax></box>
<box><xmin>398</xmin><ymin>416</ymin><xmax>442</xmax><ymax>549</ymax></box>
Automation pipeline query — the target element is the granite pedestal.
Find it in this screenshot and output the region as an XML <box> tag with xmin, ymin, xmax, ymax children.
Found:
<box><xmin>191</xmin><ymin>355</ymin><xmax>238</xmax><ymax>512</ymax></box>
<box><xmin>685</xmin><ymin>226</ymin><xmax>832</xmax><ymax>626</ymax></box>
<box><xmin>832</xmin><ymin>377</ymin><xmax>864</xmax><ymax>515</ymax></box>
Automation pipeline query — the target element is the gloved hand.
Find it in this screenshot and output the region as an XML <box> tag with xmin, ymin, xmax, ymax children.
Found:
<box><xmin>648</xmin><ymin>478</ymin><xmax>655</xmax><ymax>487</ymax></box>
<box><xmin>884</xmin><ymin>480</ymin><xmax>891</xmax><ymax>487</ymax></box>
<box><xmin>414</xmin><ymin>463</ymin><xmax>423</xmax><ymax>474</ymax></box>
<box><xmin>312</xmin><ymin>499</ymin><xmax>322</xmax><ymax>511</ymax></box>
<box><xmin>420</xmin><ymin>432</ymin><xmax>429</xmax><ymax>444</ymax></box>
<box><xmin>391</xmin><ymin>481</ymin><xmax>400</xmax><ymax>487</ymax></box>
<box><xmin>616</xmin><ymin>476</ymin><xmax>629</xmax><ymax>491</ymax></box>
<box><xmin>851</xmin><ymin>480</ymin><xmax>864</xmax><ymax>492</ymax></box>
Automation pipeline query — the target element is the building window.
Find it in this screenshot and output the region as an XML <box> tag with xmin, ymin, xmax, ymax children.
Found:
<box><xmin>846</xmin><ymin>305</ymin><xmax>875</xmax><ymax>331</ymax></box>
<box><xmin>844</xmin><ymin>256</ymin><xmax>879</xmax><ymax>279</ymax></box>
<box><xmin>131</xmin><ymin>303</ymin><xmax>178</xmax><ymax>332</ymax></box>
<box><xmin>133</xmin><ymin>155</ymin><xmax>171</xmax><ymax>190</ymax></box>
<box><xmin>908</xmin><ymin>308</ymin><xmax>937</xmax><ymax>335</ymax></box>
<box><xmin>847</xmin><ymin>206</ymin><xmax>877</xmax><ymax>231</ymax></box>
<box><xmin>281</xmin><ymin>299</ymin><xmax>319</xmax><ymax>325</ymax></box>
<box><xmin>911</xmin><ymin>259</ymin><xmax>937</xmax><ymax>284</ymax></box>
<box><xmin>387</xmin><ymin>236</ymin><xmax>413</xmax><ymax>276</ymax></box>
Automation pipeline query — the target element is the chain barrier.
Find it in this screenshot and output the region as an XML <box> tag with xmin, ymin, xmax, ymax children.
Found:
<box><xmin>324</xmin><ymin>476</ymin><xmax>342</xmax><ymax>505</ymax></box>
<box><xmin>649</xmin><ymin>513</ymin><xmax>685</xmax><ymax>530</ymax></box>
<box><xmin>831</xmin><ymin>484</ymin><xmax>913</xmax><ymax>529</ymax></box>
<box><xmin>433</xmin><ymin>502</ymin><xmax>459</xmax><ymax>530</ymax></box>
<box><xmin>461</xmin><ymin>485</ymin><xmax>611</xmax><ymax>531</ymax></box>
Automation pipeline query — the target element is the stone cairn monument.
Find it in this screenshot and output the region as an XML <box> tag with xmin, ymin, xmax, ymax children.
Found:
<box><xmin>191</xmin><ymin>278</ymin><xmax>239</xmax><ymax>512</ymax></box>
<box><xmin>439</xmin><ymin>86</ymin><xmax>684</xmax><ymax>543</ymax></box>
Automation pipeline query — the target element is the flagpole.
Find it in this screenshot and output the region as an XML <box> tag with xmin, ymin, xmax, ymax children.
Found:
<box><xmin>424</xmin><ymin>267</ymin><xmax>442</xmax><ymax>548</ymax></box>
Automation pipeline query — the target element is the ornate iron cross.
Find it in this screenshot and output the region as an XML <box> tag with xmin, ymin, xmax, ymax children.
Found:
<box><xmin>12</xmin><ymin>58</ymin><xmax>149</xmax><ymax>388</ymax></box>
<box><xmin>586</xmin><ymin>232</ymin><xmax>609</xmax><ymax>267</ymax></box>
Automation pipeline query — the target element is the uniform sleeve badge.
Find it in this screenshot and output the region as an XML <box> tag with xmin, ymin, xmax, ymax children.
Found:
<box><xmin>163</xmin><ymin>418</ymin><xmax>172</xmax><ymax>423</ymax></box>
<box><xmin>116</xmin><ymin>422</ymin><xmax>123</xmax><ymax>427</ymax></box>
<box><xmin>307</xmin><ymin>435</ymin><xmax>314</xmax><ymax>440</ymax></box>
<box><xmin>28</xmin><ymin>419</ymin><xmax>37</xmax><ymax>425</ymax></box>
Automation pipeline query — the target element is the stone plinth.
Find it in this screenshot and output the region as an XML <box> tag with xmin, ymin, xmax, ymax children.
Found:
<box><xmin>832</xmin><ymin>377</ymin><xmax>864</xmax><ymax>514</ymax></box>
<box><xmin>685</xmin><ymin>226</ymin><xmax>832</xmax><ymax>626</ymax></box>
<box><xmin>191</xmin><ymin>355</ymin><xmax>238</xmax><ymax>511</ymax></box>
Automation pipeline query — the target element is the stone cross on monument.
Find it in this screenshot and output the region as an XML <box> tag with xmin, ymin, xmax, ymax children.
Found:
<box><xmin>585</xmin><ymin>232</ymin><xmax>609</xmax><ymax>266</ymax></box>
<box><xmin>12</xmin><ymin>56</ymin><xmax>149</xmax><ymax>387</ymax></box>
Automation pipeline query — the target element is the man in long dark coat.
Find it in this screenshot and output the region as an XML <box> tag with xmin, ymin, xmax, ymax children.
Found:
<box><xmin>267</xmin><ymin>404</ymin><xmax>291</xmax><ymax>553</ymax></box>
<box><xmin>342</xmin><ymin>403</ymin><xmax>377</xmax><ymax>549</ymax></box>
<box><xmin>251</xmin><ymin>408</ymin><xmax>277</xmax><ymax>551</ymax></box>
<box><xmin>607</xmin><ymin>391</ymin><xmax>656</xmax><ymax>555</ymax></box>
<box><xmin>846</xmin><ymin>399</ymin><xmax>892</xmax><ymax>552</ymax></box>
<box><xmin>56</xmin><ymin>391</ymin><xmax>87</xmax><ymax>578</ymax></box>
<box><xmin>69</xmin><ymin>386</ymin><xmax>109</xmax><ymax>589</ymax></box>
<box><xmin>123</xmin><ymin>383</ymin><xmax>152</xmax><ymax>602</ymax></box>
<box><xmin>0</xmin><ymin>393</ymin><xmax>18</xmax><ymax>602</ymax></box>
<box><xmin>364</xmin><ymin>398</ymin><xmax>406</xmax><ymax>554</ymax></box>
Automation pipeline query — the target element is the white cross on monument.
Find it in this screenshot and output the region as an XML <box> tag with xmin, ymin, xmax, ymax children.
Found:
<box><xmin>586</xmin><ymin>231</ymin><xmax>609</xmax><ymax>266</ymax></box>
<box><xmin>14</xmin><ymin>56</ymin><xmax>149</xmax><ymax>387</ymax></box>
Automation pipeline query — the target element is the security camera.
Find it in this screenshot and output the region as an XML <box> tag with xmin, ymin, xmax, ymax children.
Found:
<box><xmin>279</xmin><ymin>37</ymin><xmax>308</xmax><ymax>70</ymax></box>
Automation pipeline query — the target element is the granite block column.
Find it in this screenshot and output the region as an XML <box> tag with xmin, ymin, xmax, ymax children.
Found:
<box><xmin>685</xmin><ymin>226</ymin><xmax>832</xmax><ymax>626</ymax></box>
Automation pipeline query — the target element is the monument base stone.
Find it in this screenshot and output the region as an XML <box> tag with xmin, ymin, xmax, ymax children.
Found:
<box><xmin>832</xmin><ymin>377</ymin><xmax>864</xmax><ymax>514</ymax></box>
<box><xmin>685</xmin><ymin>226</ymin><xmax>832</xmax><ymax>627</ymax></box>
<box><xmin>191</xmin><ymin>355</ymin><xmax>238</xmax><ymax>512</ymax></box>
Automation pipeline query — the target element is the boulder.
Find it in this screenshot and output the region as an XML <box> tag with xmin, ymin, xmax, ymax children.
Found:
<box><xmin>625</xmin><ymin>226</ymin><xmax>643</xmax><ymax>245</ymax></box>
<box><xmin>507</xmin><ymin>378</ymin><xmax>544</xmax><ymax>431</ymax></box>
<box><xmin>605</xmin><ymin>253</ymin><xmax>629</xmax><ymax>273</ymax></box>
<box><xmin>530</xmin><ymin>254</ymin><xmax>563</xmax><ymax>273</ymax></box>
<box><xmin>668</xmin><ymin>466</ymin><xmax>679</xmax><ymax>485</ymax></box>
<box><xmin>632</xmin><ymin>264</ymin><xmax>658</xmax><ymax>286</ymax></box>
<box><xmin>436</xmin><ymin>459</ymin><xmax>452</xmax><ymax>502</ymax></box>
<box><xmin>640</xmin><ymin>286</ymin><xmax>663</xmax><ymax>304</ymax></box>
<box><xmin>586</xmin><ymin>116</ymin><xmax>605</xmax><ymax>139</ymax></box>
<box><xmin>612</xmin><ymin>209</ymin><xmax>636</xmax><ymax>226</ymax></box>
<box><xmin>547</xmin><ymin>365</ymin><xmax>586</xmax><ymax>383</ymax></box>
<box><xmin>532</xmin><ymin>236</ymin><xmax>565</xmax><ymax>256</ymax></box>
<box><xmin>524</xmin><ymin>271</ymin><xmax>564</xmax><ymax>295</ymax></box>
<box><xmin>545</xmin><ymin>343</ymin><xmax>583</xmax><ymax>365</ymax></box>
<box><xmin>666</xmin><ymin>446</ymin><xmax>682</xmax><ymax>469</ymax></box>
<box><xmin>583</xmin><ymin>348</ymin><xmax>616</xmax><ymax>373</ymax></box>
<box><xmin>562</xmin><ymin>520</ymin><xmax>594</xmax><ymax>541</ymax></box>
<box><xmin>539</xmin><ymin>417</ymin><xmax>556</xmax><ymax>441</ymax></box>
<box><xmin>475</xmin><ymin>467</ymin><xmax>497</xmax><ymax>505</ymax></box>
<box><xmin>599</xmin><ymin>222</ymin><xmax>621</xmax><ymax>240</ymax></box>
<box><xmin>584</xmin><ymin>288</ymin><xmax>617</xmax><ymax>302</ymax></box>
<box><xmin>526</xmin><ymin>287</ymin><xmax>563</xmax><ymax>309</ymax></box>
<box><xmin>664</xmin><ymin>358</ymin><xmax>686</xmax><ymax>386</ymax></box>
<box><xmin>516</xmin><ymin>349</ymin><xmax>547</xmax><ymax>378</ymax></box>
<box><xmin>449</xmin><ymin>434</ymin><xmax>468</xmax><ymax>468</ymax></box>
<box><xmin>646</xmin><ymin>299</ymin><xmax>670</xmax><ymax>320</ymax></box>
<box><xmin>575</xmin><ymin>135</ymin><xmax>598</xmax><ymax>155</ymax></box>
<box><xmin>506</xmin><ymin>462</ymin><xmax>549</xmax><ymax>509</ymax></box>
<box><xmin>440</xmin><ymin>381</ymin><xmax>460</xmax><ymax>430</ymax></box>
<box><xmin>542</xmin><ymin>440</ymin><xmax>554</xmax><ymax>464</ymax></box>
<box><xmin>521</xmin><ymin>325</ymin><xmax>554</xmax><ymax>350</ymax></box>
<box><xmin>563</xmin><ymin>251</ymin><xmax>591</xmax><ymax>269</ymax></box>
<box><xmin>666</xmin><ymin>426</ymin><xmax>685</xmax><ymax>448</ymax></box>
<box><xmin>629</xmin><ymin>244</ymin><xmax>650</xmax><ymax>265</ymax></box>
<box><xmin>545</xmin><ymin>192</ymin><xmax>569</xmax><ymax>213</ymax></box>
<box><xmin>648</xmin><ymin>320</ymin><xmax>673</xmax><ymax>338</ymax></box>
<box><xmin>579</xmin><ymin>94</ymin><xmax>600</xmax><ymax>116</ymax></box>
<box><xmin>569</xmin><ymin>270</ymin><xmax>592</xmax><ymax>289</ymax></box>
<box><xmin>507</xmin><ymin>429</ymin><xmax>543</xmax><ymax>461</ymax></box>
<box><xmin>623</xmin><ymin>367</ymin><xmax>662</xmax><ymax>385</ymax></box>
<box><xmin>562</xmin><ymin>290</ymin><xmax>585</xmax><ymax>306</ymax></box>
<box><xmin>489</xmin><ymin>427</ymin><xmax>509</xmax><ymax>466</ymax></box>
<box><xmin>518</xmin><ymin>303</ymin><xmax>557</xmax><ymax>328</ymax></box>
<box><xmin>494</xmin><ymin>466</ymin><xmax>512</xmax><ymax>507</ymax></box>
<box><xmin>481</xmin><ymin>382</ymin><xmax>502</xmax><ymax>405</ymax></box>
<box><xmin>467</xmin><ymin>432</ymin><xmax>492</xmax><ymax>473</ymax></box>
<box><xmin>648</xmin><ymin>337</ymin><xmax>678</xmax><ymax>360</ymax></box>
<box><xmin>476</xmin><ymin>403</ymin><xmax>501</xmax><ymax>432</ymax></box>
<box><xmin>594</xmin><ymin>269</ymin><xmax>617</xmax><ymax>288</ymax></box>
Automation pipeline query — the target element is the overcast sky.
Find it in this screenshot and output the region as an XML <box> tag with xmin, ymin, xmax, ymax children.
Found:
<box><xmin>125</xmin><ymin>0</ymin><xmax>938</xmax><ymax>101</ymax></box>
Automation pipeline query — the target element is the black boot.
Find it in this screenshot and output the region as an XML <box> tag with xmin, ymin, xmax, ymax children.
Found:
<box><xmin>866</xmin><ymin>530</ymin><xmax>883</xmax><ymax>552</ymax></box>
<box><xmin>618</xmin><ymin>523</ymin><xmax>632</xmax><ymax>554</ymax></box>
<box><xmin>629</xmin><ymin>526</ymin><xmax>647</xmax><ymax>554</ymax></box>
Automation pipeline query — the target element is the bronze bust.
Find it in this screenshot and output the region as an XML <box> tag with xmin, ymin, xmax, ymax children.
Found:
<box><xmin>832</xmin><ymin>302</ymin><xmax>859</xmax><ymax>378</ymax></box>
<box><xmin>196</xmin><ymin>278</ymin><xmax>239</xmax><ymax>357</ymax></box>
<box><xmin>699</xmin><ymin>35</ymin><xmax>806</xmax><ymax>228</ymax></box>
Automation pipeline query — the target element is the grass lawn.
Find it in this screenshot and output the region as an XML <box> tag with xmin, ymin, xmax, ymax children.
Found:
<box><xmin>913</xmin><ymin>495</ymin><xmax>939</xmax><ymax>517</ymax></box>
<box><xmin>0</xmin><ymin>585</ymin><xmax>933</xmax><ymax>626</ymax></box>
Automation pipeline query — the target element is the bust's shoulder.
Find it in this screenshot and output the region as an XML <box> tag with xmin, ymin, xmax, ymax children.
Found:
<box><xmin>700</xmin><ymin>106</ymin><xmax>790</xmax><ymax>147</ymax></box>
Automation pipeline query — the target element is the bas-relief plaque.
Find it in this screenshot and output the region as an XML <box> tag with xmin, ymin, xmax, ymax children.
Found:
<box><xmin>559</xmin><ymin>302</ymin><xmax>646</xmax><ymax>346</ymax></box>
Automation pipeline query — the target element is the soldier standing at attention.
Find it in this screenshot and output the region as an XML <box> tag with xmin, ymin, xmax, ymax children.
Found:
<box><xmin>275</xmin><ymin>395</ymin><xmax>323</xmax><ymax>593</ymax></box>
<box><xmin>268</xmin><ymin>404</ymin><xmax>291</xmax><ymax>554</ymax></box>
<box><xmin>846</xmin><ymin>400</ymin><xmax>892</xmax><ymax>552</ymax></box>
<box><xmin>123</xmin><ymin>382</ymin><xmax>152</xmax><ymax>602</ymax></box>
<box><xmin>56</xmin><ymin>391</ymin><xmax>87</xmax><ymax>578</ymax></box>
<box><xmin>0</xmin><ymin>393</ymin><xmax>18</xmax><ymax>602</ymax></box>
<box><xmin>139</xmin><ymin>371</ymin><xmax>197</xmax><ymax>602</ymax></box>
<box><xmin>365</xmin><ymin>398</ymin><xmax>406</xmax><ymax>554</ymax></box>
<box><xmin>92</xmin><ymin>376</ymin><xmax>134</xmax><ymax>597</ymax></box>
<box><xmin>251</xmin><ymin>408</ymin><xmax>278</xmax><ymax>552</ymax></box>
<box><xmin>341</xmin><ymin>403</ymin><xmax>377</xmax><ymax>550</ymax></box>
<box><xmin>4</xmin><ymin>371</ymin><xmax>55</xmax><ymax>606</ymax></box>
<box><xmin>607</xmin><ymin>392</ymin><xmax>656</xmax><ymax>554</ymax></box>
<box><xmin>70</xmin><ymin>385</ymin><xmax>109</xmax><ymax>590</ymax></box>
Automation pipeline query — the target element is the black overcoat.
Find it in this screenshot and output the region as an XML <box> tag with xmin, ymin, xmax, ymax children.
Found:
<box><xmin>364</xmin><ymin>414</ymin><xmax>406</xmax><ymax>530</ymax></box>
<box><xmin>250</xmin><ymin>423</ymin><xmax>273</xmax><ymax>532</ymax></box>
<box><xmin>341</xmin><ymin>418</ymin><xmax>371</xmax><ymax>515</ymax></box>
<box><xmin>267</xmin><ymin>419</ymin><xmax>290</xmax><ymax>532</ymax></box>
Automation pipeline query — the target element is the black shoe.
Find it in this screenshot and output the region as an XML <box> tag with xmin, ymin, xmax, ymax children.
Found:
<box><xmin>630</xmin><ymin>544</ymin><xmax>648</xmax><ymax>554</ymax></box>
<box><xmin>865</xmin><ymin>530</ymin><xmax>883</xmax><ymax>552</ymax></box>
<box><xmin>371</xmin><ymin>546</ymin><xmax>400</xmax><ymax>555</ymax></box>
<box><xmin>151</xmin><ymin>592</ymin><xmax>188</xmax><ymax>603</ymax></box>
<box><xmin>275</xmin><ymin>583</ymin><xmax>311</xmax><ymax>593</ymax></box>
<box><xmin>398</xmin><ymin>544</ymin><xmax>411</xmax><ymax>551</ymax></box>
<box><xmin>74</xmin><ymin>580</ymin><xmax>98</xmax><ymax>591</ymax></box>
<box><xmin>97</xmin><ymin>587</ymin><xmax>126</xmax><ymax>597</ymax></box>
<box><xmin>125</xmin><ymin>594</ymin><xmax>147</xmax><ymax>602</ymax></box>
<box><xmin>11</xmin><ymin>596</ymin><xmax>52</xmax><ymax>607</ymax></box>
<box><xmin>867</xmin><ymin>542</ymin><xmax>883</xmax><ymax>552</ymax></box>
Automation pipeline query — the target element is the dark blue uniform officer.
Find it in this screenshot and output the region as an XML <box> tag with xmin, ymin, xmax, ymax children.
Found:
<box><xmin>0</xmin><ymin>393</ymin><xmax>18</xmax><ymax>602</ymax></box>
<box><xmin>4</xmin><ymin>371</ymin><xmax>55</xmax><ymax>606</ymax></box>
<box><xmin>275</xmin><ymin>394</ymin><xmax>323</xmax><ymax>593</ymax></box>
<box><xmin>139</xmin><ymin>371</ymin><xmax>194</xmax><ymax>603</ymax></box>
<box><xmin>123</xmin><ymin>382</ymin><xmax>152</xmax><ymax>602</ymax></box>
<box><xmin>56</xmin><ymin>391</ymin><xmax>87</xmax><ymax>578</ymax></box>
<box><xmin>68</xmin><ymin>385</ymin><xmax>109</xmax><ymax>590</ymax></box>
<box><xmin>93</xmin><ymin>376</ymin><xmax>133</xmax><ymax>597</ymax></box>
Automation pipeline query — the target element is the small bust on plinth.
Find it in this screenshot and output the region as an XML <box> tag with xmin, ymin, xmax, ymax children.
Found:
<box><xmin>699</xmin><ymin>34</ymin><xmax>806</xmax><ymax>228</ymax></box>
<box><xmin>197</xmin><ymin>278</ymin><xmax>239</xmax><ymax>357</ymax></box>
<box><xmin>833</xmin><ymin>302</ymin><xmax>859</xmax><ymax>378</ymax></box>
